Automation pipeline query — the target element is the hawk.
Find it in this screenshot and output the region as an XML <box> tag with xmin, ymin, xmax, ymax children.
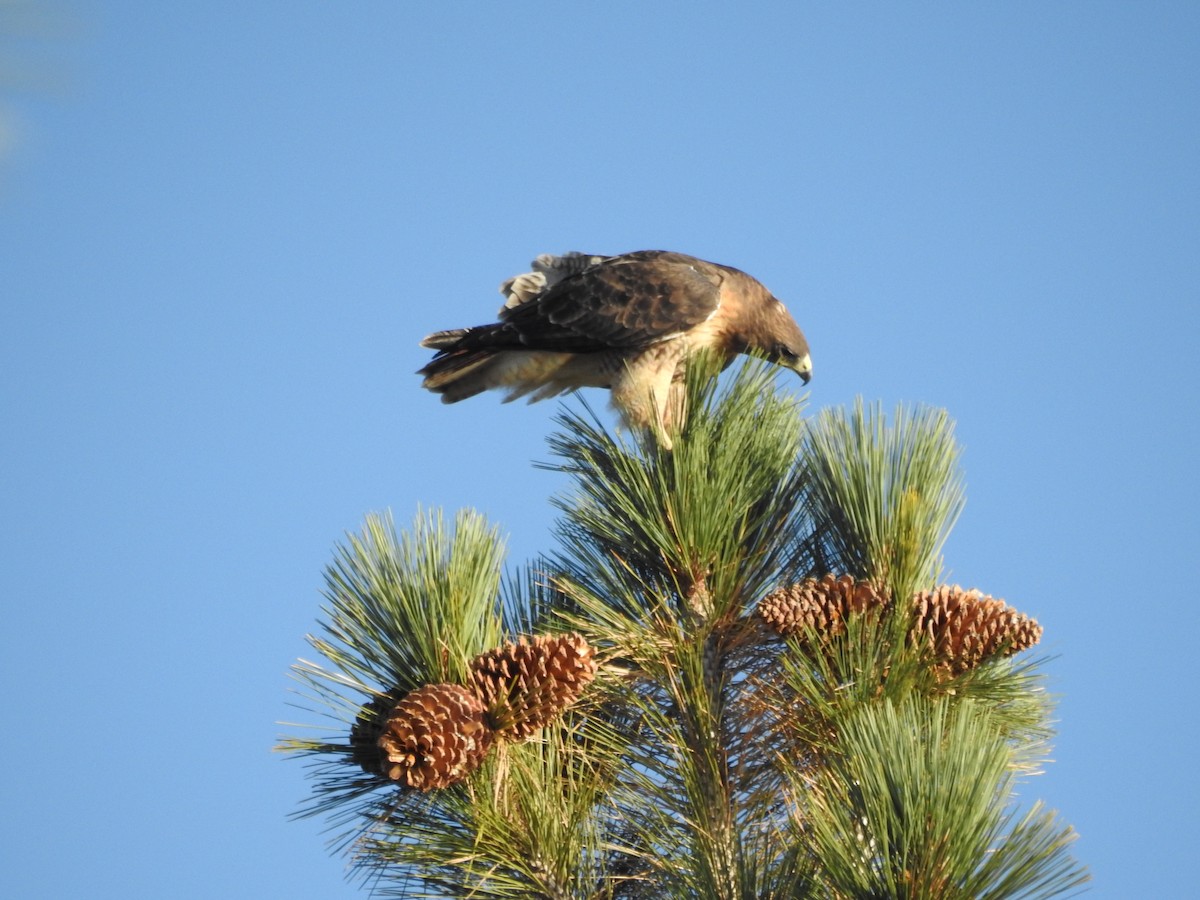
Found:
<box><xmin>418</xmin><ymin>250</ymin><xmax>812</xmax><ymax>448</ymax></box>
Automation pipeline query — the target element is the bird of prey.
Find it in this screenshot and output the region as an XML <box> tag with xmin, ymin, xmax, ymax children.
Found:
<box><xmin>418</xmin><ymin>250</ymin><xmax>812</xmax><ymax>448</ymax></box>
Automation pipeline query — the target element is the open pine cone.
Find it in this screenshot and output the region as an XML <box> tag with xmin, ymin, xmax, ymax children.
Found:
<box><xmin>350</xmin><ymin>693</ymin><xmax>401</xmax><ymax>776</ymax></box>
<box><xmin>758</xmin><ymin>574</ymin><xmax>885</xmax><ymax>640</ymax></box>
<box><xmin>371</xmin><ymin>683</ymin><xmax>495</xmax><ymax>790</ymax></box>
<box><xmin>910</xmin><ymin>585</ymin><xmax>1043</xmax><ymax>675</ymax></box>
<box><xmin>759</xmin><ymin>576</ymin><xmax>1043</xmax><ymax>675</ymax></box>
<box><xmin>469</xmin><ymin>633</ymin><xmax>598</xmax><ymax>740</ymax></box>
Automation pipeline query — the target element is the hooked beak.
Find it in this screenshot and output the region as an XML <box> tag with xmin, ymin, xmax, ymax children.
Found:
<box><xmin>793</xmin><ymin>353</ymin><xmax>812</xmax><ymax>385</ymax></box>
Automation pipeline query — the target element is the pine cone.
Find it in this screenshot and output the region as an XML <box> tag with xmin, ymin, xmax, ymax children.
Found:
<box><xmin>350</xmin><ymin>693</ymin><xmax>401</xmax><ymax>776</ymax></box>
<box><xmin>909</xmin><ymin>585</ymin><xmax>1043</xmax><ymax>674</ymax></box>
<box><xmin>375</xmin><ymin>683</ymin><xmax>495</xmax><ymax>790</ymax></box>
<box><xmin>469</xmin><ymin>633</ymin><xmax>598</xmax><ymax>740</ymax></box>
<box><xmin>758</xmin><ymin>574</ymin><xmax>885</xmax><ymax>640</ymax></box>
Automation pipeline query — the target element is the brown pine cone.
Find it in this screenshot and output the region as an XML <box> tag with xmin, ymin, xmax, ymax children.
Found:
<box><xmin>349</xmin><ymin>693</ymin><xmax>400</xmax><ymax>776</ymax></box>
<box><xmin>758</xmin><ymin>574</ymin><xmax>884</xmax><ymax>640</ymax></box>
<box><xmin>910</xmin><ymin>585</ymin><xmax>1043</xmax><ymax>674</ymax></box>
<box><xmin>469</xmin><ymin>633</ymin><xmax>598</xmax><ymax>740</ymax></box>
<box><xmin>375</xmin><ymin>683</ymin><xmax>495</xmax><ymax>790</ymax></box>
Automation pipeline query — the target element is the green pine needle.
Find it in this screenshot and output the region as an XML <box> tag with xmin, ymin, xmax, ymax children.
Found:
<box><xmin>802</xmin><ymin>399</ymin><xmax>966</xmax><ymax>601</ymax></box>
<box><xmin>545</xmin><ymin>356</ymin><xmax>812</xmax><ymax>641</ymax></box>
<box><xmin>277</xmin><ymin>508</ymin><xmax>508</xmax><ymax>852</ymax></box>
<box><xmin>799</xmin><ymin>695</ymin><xmax>1088</xmax><ymax>899</ymax></box>
<box><xmin>313</xmin><ymin>507</ymin><xmax>508</xmax><ymax>691</ymax></box>
<box><xmin>360</xmin><ymin>717</ymin><xmax>627</xmax><ymax>899</ymax></box>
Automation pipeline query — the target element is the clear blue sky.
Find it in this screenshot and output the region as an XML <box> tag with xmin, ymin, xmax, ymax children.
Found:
<box><xmin>2</xmin><ymin>2</ymin><xmax>1196</xmax><ymax>897</ymax></box>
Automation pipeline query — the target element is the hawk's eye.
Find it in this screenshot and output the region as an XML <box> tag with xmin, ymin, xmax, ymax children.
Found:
<box><xmin>774</xmin><ymin>344</ymin><xmax>797</xmax><ymax>361</ymax></box>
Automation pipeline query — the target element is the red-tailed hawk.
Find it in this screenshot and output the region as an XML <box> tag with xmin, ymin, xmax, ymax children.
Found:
<box><xmin>418</xmin><ymin>250</ymin><xmax>812</xmax><ymax>447</ymax></box>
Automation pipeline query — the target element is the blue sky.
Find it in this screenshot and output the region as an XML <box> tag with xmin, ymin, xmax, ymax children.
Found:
<box><xmin>2</xmin><ymin>2</ymin><xmax>1197</xmax><ymax>896</ymax></box>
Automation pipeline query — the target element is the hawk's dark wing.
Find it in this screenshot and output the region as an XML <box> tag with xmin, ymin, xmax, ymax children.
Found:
<box><xmin>496</xmin><ymin>251</ymin><xmax>724</xmax><ymax>352</ymax></box>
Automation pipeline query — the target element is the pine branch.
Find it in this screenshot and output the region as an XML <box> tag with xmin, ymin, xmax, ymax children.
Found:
<box><xmin>796</xmin><ymin>695</ymin><xmax>1088</xmax><ymax>899</ymax></box>
<box><xmin>277</xmin><ymin>358</ymin><xmax>1087</xmax><ymax>897</ymax></box>
<box><xmin>314</xmin><ymin>508</ymin><xmax>508</xmax><ymax>691</ymax></box>
<box><xmin>539</xmin><ymin>359</ymin><xmax>822</xmax><ymax>898</ymax></box>
<box><xmin>801</xmin><ymin>400</ymin><xmax>966</xmax><ymax>602</ymax></box>
<box><xmin>277</xmin><ymin>508</ymin><xmax>510</xmax><ymax>864</ymax></box>
<box><xmin>544</xmin><ymin>356</ymin><xmax>812</xmax><ymax>642</ymax></box>
<box><xmin>360</xmin><ymin>715</ymin><xmax>626</xmax><ymax>899</ymax></box>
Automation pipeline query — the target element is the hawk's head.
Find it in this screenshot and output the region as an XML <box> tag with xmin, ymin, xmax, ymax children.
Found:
<box><xmin>765</xmin><ymin>298</ymin><xmax>812</xmax><ymax>384</ymax></box>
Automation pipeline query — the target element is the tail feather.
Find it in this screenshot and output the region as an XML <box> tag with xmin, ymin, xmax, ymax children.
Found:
<box><xmin>419</xmin><ymin>346</ymin><xmax>501</xmax><ymax>398</ymax></box>
<box><xmin>421</xmin><ymin>261</ymin><xmax>612</xmax><ymax>404</ymax></box>
<box><xmin>420</xmin><ymin>343</ymin><xmax>583</xmax><ymax>405</ymax></box>
<box><xmin>420</xmin><ymin>327</ymin><xmax>472</xmax><ymax>350</ymax></box>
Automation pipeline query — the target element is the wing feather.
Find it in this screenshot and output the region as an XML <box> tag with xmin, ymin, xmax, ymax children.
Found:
<box><xmin>498</xmin><ymin>251</ymin><xmax>724</xmax><ymax>352</ymax></box>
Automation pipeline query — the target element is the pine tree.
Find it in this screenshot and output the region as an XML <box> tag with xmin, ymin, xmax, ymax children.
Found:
<box><xmin>279</xmin><ymin>359</ymin><xmax>1087</xmax><ymax>898</ymax></box>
